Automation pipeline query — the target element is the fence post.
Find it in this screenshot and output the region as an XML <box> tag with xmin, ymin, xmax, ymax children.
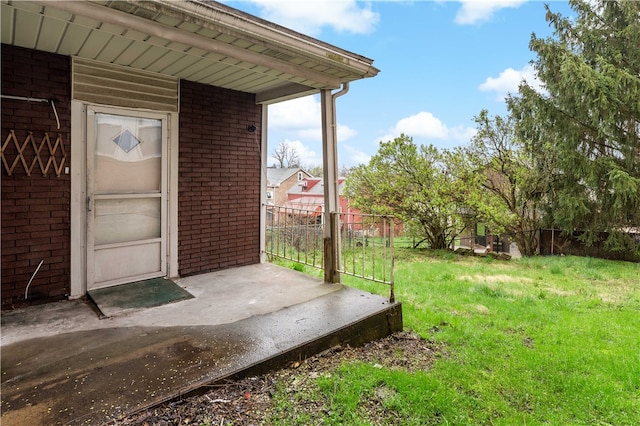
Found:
<box><xmin>389</xmin><ymin>218</ymin><xmax>395</xmax><ymax>303</ymax></box>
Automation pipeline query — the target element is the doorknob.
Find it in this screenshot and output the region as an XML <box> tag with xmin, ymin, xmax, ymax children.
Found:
<box><xmin>87</xmin><ymin>195</ymin><xmax>94</xmax><ymax>212</ymax></box>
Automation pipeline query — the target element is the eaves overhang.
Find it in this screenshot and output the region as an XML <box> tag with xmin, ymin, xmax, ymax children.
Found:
<box><xmin>1</xmin><ymin>0</ymin><xmax>379</xmax><ymax>104</ymax></box>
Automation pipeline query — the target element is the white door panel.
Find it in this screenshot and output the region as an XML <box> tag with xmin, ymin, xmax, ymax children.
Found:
<box><xmin>87</xmin><ymin>107</ymin><xmax>167</xmax><ymax>290</ymax></box>
<box><xmin>93</xmin><ymin>242</ymin><xmax>162</xmax><ymax>287</ymax></box>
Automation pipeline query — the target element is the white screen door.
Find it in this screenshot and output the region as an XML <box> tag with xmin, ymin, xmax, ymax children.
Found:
<box><xmin>87</xmin><ymin>107</ymin><xmax>167</xmax><ymax>290</ymax></box>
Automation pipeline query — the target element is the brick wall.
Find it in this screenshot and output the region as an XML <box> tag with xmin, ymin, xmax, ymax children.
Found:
<box><xmin>275</xmin><ymin>171</ymin><xmax>313</xmax><ymax>206</ymax></box>
<box><xmin>1</xmin><ymin>44</ymin><xmax>71</xmax><ymax>307</ymax></box>
<box><xmin>272</xmin><ymin>174</ymin><xmax>291</xmax><ymax>207</ymax></box>
<box><xmin>178</xmin><ymin>80</ymin><xmax>262</xmax><ymax>275</ymax></box>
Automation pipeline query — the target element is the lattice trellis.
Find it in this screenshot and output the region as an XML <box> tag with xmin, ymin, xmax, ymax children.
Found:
<box><xmin>1</xmin><ymin>130</ymin><xmax>67</xmax><ymax>177</ymax></box>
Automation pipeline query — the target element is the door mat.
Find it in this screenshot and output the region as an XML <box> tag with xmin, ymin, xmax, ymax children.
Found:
<box><xmin>88</xmin><ymin>277</ymin><xmax>194</xmax><ymax>318</ymax></box>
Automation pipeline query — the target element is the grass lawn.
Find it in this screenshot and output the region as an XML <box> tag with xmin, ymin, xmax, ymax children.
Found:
<box><xmin>272</xmin><ymin>250</ymin><xmax>640</xmax><ymax>425</ymax></box>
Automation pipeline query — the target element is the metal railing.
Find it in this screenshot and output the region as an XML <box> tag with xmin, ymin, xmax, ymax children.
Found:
<box><xmin>265</xmin><ymin>205</ymin><xmax>395</xmax><ymax>302</ymax></box>
<box><xmin>336</xmin><ymin>211</ymin><xmax>395</xmax><ymax>302</ymax></box>
<box><xmin>266</xmin><ymin>205</ymin><xmax>324</xmax><ymax>269</ymax></box>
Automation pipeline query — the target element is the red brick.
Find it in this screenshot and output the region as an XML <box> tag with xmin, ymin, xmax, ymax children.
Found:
<box><xmin>177</xmin><ymin>82</ymin><xmax>261</xmax><ymax>276</ymax></box>
<box><xmin>2</xmin><ymin>44</ymin><xmax>71</xmax><ymax>308</ymax></box>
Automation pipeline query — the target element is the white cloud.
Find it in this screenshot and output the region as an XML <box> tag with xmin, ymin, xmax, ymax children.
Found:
<box><xmin>455</xmin><ymin>0</ymin><xmax>527</xmax><ymax>25</ymax></box>
<box><xmin>269</xmin><ymin>96</ymin><xmax>357</xmax><ymax>143</ymax></box>
<box><xmin>338</xmin><ymin>124</ymin><xmax>357</xmax><ymax>142</ymax></box>
<box><xmin>479</xmin><ymin>63</ymin><xmax>545</xmax><ymax>101</ymax></box>
<box><xmin>343</xmin><ymin>144</ymin><xmax>371</xmax><ymax>166</ymax></box>
<box><xmin>297</xmin><ymin>123</ymin><xmax>357</xmax><ymax>143</ymax></box>
<box><xmin>247</xmin><ymin>0</ymin><xmax>379</xmax><ymax>35</ymax></box>
<box><xmin>396</xmin><ymin>112</ymin><xmax>449</xmax><ymax>139</ymax></box>
<box><xmin>378</xmin><ymin>112</ymin><xmax>476</xmax><ymax>146</ymax></box>
<box><xmin>269</xmin><ymin>96</ymin><xmax>320</xmax><ymax>129</ymax></box>
<box><xmin>287</xmin><ymin>139</ymin><xmax>321</xmax><ymax>164</ymax></box>
<box><xmin>268</xmin><ymin>138</ymin><xmax>322</xmax><ymax>166</ymax></box>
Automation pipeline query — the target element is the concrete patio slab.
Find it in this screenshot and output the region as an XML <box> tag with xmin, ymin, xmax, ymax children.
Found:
<box><xmin>1</xmin><ymin>263</ymin><xmax>402</xmax><ymax>425</ymax></box>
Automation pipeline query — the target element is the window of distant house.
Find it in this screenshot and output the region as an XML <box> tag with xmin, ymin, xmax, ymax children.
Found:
<box><xmin>298</xmin><ymin>172</ymin><xmax>303</xmax><ymax>181</ymax></box>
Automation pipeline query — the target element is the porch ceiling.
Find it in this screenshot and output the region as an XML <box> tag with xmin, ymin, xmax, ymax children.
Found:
<box><xmin>1</xmin><ymin>0</ymin><xmax>379</xmax><ymax>104</ymax></box>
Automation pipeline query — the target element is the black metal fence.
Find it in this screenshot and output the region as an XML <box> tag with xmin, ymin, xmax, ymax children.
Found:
<box><xmin>266</xmin><ymin>206</ymin><xmax>324</xmax><ymax>268</ymax></box>
<box><xmin>265</xmin><ymin>206</ymin><xmax>395</xmax><ymax>301</ymax></box>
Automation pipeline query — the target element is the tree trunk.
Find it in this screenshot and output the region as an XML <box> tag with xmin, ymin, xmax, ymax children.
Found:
<box><xmin>515</xmin><ymin>228</ymin><xmax>538</xmax><ymax>257</ymax></box>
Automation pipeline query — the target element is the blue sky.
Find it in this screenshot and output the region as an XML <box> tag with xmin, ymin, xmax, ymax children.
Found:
<box><xmin>225</xmin><ymin>0</ymin><xmax>575</xmax><ymax>169</ymax></box>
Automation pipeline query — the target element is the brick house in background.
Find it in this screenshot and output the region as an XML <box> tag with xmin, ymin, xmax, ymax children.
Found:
<box><xmin>284</xmin><ymin>177</ymin><xmax>405</xmax><ymax>237</ymax></box>
<box><xmin>284</xmin><ymin>177</ymin><xmax>346</xmax><ymax>219</ymax></box>
<box><xmin>1</xmin><ymin>0</ymin><xmax>379</xmax><ymax>307</ymax></box>
<box><xmin>283</xmin><ymin>177</ymin><xmax>360</xmax><ymax>229</ymax></box>
<box><xmin>266</xmin><ymin>167</ymin><xmax>314</xmax><ymax>207</ymax></box>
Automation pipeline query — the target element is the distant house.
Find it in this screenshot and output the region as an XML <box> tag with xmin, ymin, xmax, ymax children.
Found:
<box><xmin>284</xmin><ymin>177</ymin><xmax>342</xmax><ymax>217</ymax></box>
<box><xmin>282</xmin><ymin>177</ymin><xmax>359</xmax><ymax>226</ymax></box>
<box><xmin>282</xmin><ymin>177</ymin><xmax>401</xmax><ymax>237</ymax></box>
<box><xmin>266</xmin><ymin>167</ymin><xmax>314</xmax><ymax>208</ymax></box>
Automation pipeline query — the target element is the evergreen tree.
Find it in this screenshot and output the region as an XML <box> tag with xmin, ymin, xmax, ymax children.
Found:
<box><xmin>509</xmin><ymin>0</ymin><xmax>640</xmax><ymax>252</ymax></box>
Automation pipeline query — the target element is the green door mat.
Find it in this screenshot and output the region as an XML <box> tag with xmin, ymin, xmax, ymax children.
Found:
<box><xmin>88</xmin><ymin>277</ymin><xmax>194</xmax><ymax>318</ymax></box>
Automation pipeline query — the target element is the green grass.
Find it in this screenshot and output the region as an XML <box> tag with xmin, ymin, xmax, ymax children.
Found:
<box><xmin>271</xmin><ymin>251</ymin><xmax>640</xmax><ymax>425</ymax></box>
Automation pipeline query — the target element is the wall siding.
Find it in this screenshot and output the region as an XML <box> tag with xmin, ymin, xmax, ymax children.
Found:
<box><xmin>1</xmin><ymin>44</ymin><xmax>71</xmax><ymax>307</ymax></box>
<box><xmin>178</xmin><ymin>80</ymin><xmax>261</xmax><ymax>275</ymax></box>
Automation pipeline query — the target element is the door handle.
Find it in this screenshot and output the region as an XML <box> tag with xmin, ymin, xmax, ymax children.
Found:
<box><xmin>87</xmin><ymin>195</ymin><xmax>94</xmax><ymax>212</ymax></box>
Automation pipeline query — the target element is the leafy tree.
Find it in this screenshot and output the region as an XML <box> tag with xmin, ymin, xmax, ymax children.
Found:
<box><xmin>345</xmin><ymin>134</ymin><xmax>469</xmax><ymax>249</ymax></box>
<box><xmin>303</xmin><ymin>164</ymin><xmax>350</xmax><ymax>178</ymax></box>
<box><xmin>339</xmin><ymin>165</ymin><xmax>352</xmax><ymax>177</ymax></box>
<box><xmin>508</xmin><ymin>0</ymin><xmax>640</xmax><ymax>253</ymax></box>
<box><xmin>271</xmin><ymin>141</ymin><xmax>301</xmax><ymax>168</ymax></box>
<box><xmin>307</xmin><ymin>164</ymin><xmax>352</xmax><ymax>177</ymax></box>
<box><xmin>306</xmin><ymin>164</ymin><xmax>323</xmax><ymax>177</ymax></box>
<box><xmin>463</xmin><ymin>110</ymin><xmax>551</xmax><ymax>256</ymax></box>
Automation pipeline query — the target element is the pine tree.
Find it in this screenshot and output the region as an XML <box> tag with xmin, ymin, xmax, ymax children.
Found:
<box><xmin>509</xmin><ymin>0</ymin><xmax>640</xmax><ymax>253</ymax></box>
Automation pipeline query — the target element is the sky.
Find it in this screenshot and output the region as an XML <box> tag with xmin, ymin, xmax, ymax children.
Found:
<box><xmin>224</xmin><ymin>0</ymin><xmax>576</xmax><ymax>169</ymax></box>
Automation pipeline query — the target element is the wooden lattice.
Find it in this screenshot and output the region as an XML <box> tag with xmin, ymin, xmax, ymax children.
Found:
<box><xmin>1</xmin><ymin>130</ymin><xmax>66</xmax><ymax>177</ymax></box>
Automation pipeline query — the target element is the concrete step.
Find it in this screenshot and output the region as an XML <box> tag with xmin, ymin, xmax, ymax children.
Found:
<box><xmin>1</xmin><ymin>284</ymin><xmax>402</xmax><ymax>425</ymax></box>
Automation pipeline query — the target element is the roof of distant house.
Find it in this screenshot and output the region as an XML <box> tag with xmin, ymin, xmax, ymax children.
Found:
<box><xmin>267</xmin><ymin>167</ymin><xmax>313</xmax><ymax>186</ymax></box>
<box><xmin>288</xmin><ymin>177</ymin><xmax>346</xmax><ymax>196</ymax></box>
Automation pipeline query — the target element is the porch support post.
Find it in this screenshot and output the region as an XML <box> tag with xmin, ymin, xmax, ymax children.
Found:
<box><xmin>70</xmin><ymin>101</ymin><xmax>85</xmax><ymax>298</ymax></box>
<box><xmin>320</xmin><ymin>85</ymin><xmax>348</xmax><ymax>283</ymax></box>
<box><xmin>260</xmin><ymin>104</ymin><xmax>269</xmax><ymax>263</ymax></box>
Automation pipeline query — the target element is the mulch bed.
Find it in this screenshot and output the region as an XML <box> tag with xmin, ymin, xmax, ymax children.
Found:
<box><xmin>116</xmin><ymin>331</ymin><xmax>442</xmax><ymax>425</ymax></box>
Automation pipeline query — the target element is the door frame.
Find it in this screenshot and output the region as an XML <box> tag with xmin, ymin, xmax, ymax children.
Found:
<box><xmin>70</xmin><ymin>101</ymin><xmax>179</xmax><ymax>298</ymax></box>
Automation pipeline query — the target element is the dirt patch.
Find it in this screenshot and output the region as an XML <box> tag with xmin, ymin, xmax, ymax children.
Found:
<box><xmin>116</xmin><ymin>331</ymin><xmax>441</xmax><ymax>425</ymax></box>
<box><xmin>459</xmin><ymin>274</ymin><xmax>534</xmax><ymax>284</ymax></box>
<box><xmin>543</xmin><ymin>287</ymin><xmax>575</xmax><ymax>297</ymax></box>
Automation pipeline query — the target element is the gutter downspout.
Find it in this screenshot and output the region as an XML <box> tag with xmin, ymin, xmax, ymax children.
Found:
<box><xmin>321</xmin><ymin>83</ymin><xmax>349</xmax><ymax>283</ymax></box>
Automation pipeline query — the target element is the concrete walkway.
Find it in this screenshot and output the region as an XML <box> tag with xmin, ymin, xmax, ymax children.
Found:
<box><xmin>1</xmin><ymin>263</ymin><xmax>402</xmax><ymax>425</ymax></box>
